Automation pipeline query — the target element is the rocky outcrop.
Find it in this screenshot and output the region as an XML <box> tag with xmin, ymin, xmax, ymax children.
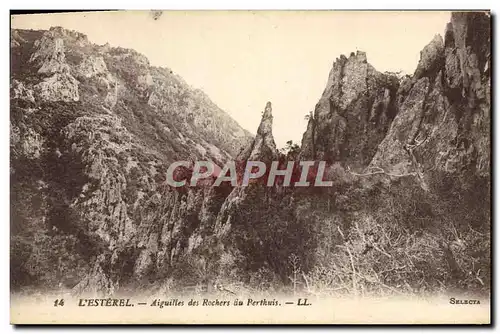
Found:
<box><xmin>146</xmin><ymin>68</ymin><xmax>252</xmax><ymax>159</ymax></box>
<box><xmin>76</xmin><ymin>55</ymin><xmax>119</xmax><ymax>109</ymax></box>
<box><xmin>137</xmin><ymin>73</ymin><xmax>154</xmax><ymax>90</ymax></box>
<box><xmin>299</xmin><ymin>12</ymin><xmax>490</xmax><ymax>188</ymax></box>
<box><xmin>237</xmin><ymin>102</ymin><xmax>279</xmax><ymax>161</ymax></box>
<box><xmin>300</xmin><ymin>51</ymin><xmax>400</xmax><ymax>168</ymax></box>
<box><xmin>369</xmin><ymin>11</ymin><xmax>490</xmax><ymax>183</ymax></box>
<box><xmin>414</xmin><ymin>35</ymin><xmax>445</xmax><ymax>80</ymax></box>
<box><xmin>10</xmin><ymin>124</ymin><xmax>44</xmax><ymax>159</ymax></box>
<box><xmin>73</xmin><ymin>254</ymin><xmax>116</xmax><ymax>296</ymax></box>
<box><xmin>11</xmin><ymin>79</ymin><xmax>35</xmax><ymax>103</ymax></box>
<box><xmin>212</xmin><ymin>102</ymin><xmax>279</xmax><ymax>250</ymax></box>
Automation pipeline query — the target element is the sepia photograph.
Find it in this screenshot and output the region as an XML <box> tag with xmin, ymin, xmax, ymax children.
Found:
<box><xmin>9</xmin><ymin>9</ymin><xmax>491</xmax><ymax>324</ymax></box>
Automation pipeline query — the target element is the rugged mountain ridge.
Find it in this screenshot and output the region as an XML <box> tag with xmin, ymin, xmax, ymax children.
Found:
<box><xmin>10</xmin><ymin>26</ymin><xmax>253</xmax><ymax>293</ymax></box>
<box><xmin>11</xmin><ymin>11</ymin><xmax>491</xmax><ymax>297</ymax></box>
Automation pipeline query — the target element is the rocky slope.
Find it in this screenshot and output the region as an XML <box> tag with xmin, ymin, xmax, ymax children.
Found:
<box><xmin>10</xmin><ymin>26</ymin><xmax>252</xmax><ymax>293</ymax></box>
<box><xmin>212</xmin><ymin>102</ymin><xmax>279</xmax><ymax>239</ymax></box>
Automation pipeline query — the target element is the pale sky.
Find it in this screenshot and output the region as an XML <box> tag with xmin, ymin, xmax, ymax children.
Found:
<box><xmin>11</xmin><ymin>11</ymin><xmax>451</xmax><ymax>148</ymax></box>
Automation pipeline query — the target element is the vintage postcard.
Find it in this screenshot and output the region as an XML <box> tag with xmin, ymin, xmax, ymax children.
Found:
<box><xmin>10</xmin><ymin>10</ymin><xmax>491</xmax><ymax>324</ymax></box>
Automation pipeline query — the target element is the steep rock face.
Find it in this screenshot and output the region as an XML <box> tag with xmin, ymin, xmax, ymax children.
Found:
<box><xmin>192</xmin><ymin>123</ymin><xmax>272</xmax><ymax>287</ymax></box>
<box><xmin>10</xmin><ymin>27</ymin><xmax>252</xmax><ymax>294</ymax></box>
<box><xmin>147</xmin><ymin>68</ymin><xmax>252</xmax><ymax>161</ymax></box>
<box><xmin>28</xmin><ymin>28</ymin><xmax>81</xmax><ymax>102</ymax></box>
<box><xmin>29</xmin><ymin>33</ymin><xmax>71</xmax><ymax>74</ymax></box>
<box><xmin>300</xmin><ymin>51</ymin><xmax>400</xmax><ymax>168</ymax></box>
<box><xmin>369</xmin><ymin>12</ymin><xmax>490</xmax><ymax>183</ymax></box>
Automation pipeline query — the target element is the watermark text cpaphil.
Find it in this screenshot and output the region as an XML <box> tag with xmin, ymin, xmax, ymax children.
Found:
<box><xmin>166</xmin><ymin>160</ymin><xmax>334</xmax><ymax>187</ymax></box>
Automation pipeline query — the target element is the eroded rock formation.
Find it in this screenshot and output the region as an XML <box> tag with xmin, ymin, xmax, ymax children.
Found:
<box><xmin>10</xmin><ymin>26</ymin><xmax>253</xmax><ymax>294</ymax></box>
<box><xmin>370</xmin><ymin>12</ymin><xmax>490</xmax><ymax>185</ymax></box>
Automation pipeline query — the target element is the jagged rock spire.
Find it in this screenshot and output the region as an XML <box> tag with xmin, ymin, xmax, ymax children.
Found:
<box><xmin>237</xmin><ymin>101</ymin><xmax>278</xmax><ymax>162</ymax></box>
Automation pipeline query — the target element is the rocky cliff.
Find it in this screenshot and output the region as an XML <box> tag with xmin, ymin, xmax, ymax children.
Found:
<box><xmin>370</xmin><ymin>12</ymin><xmax>490</xmax><ymax>186</ymax></box>
<box><xmin>10</xmin><ymin>27</ymin><xmax>252</xmax><ymax>294</ymax></box>
<box><xmin>11</xmin><ymin>11</ymin><xmax>491</xmax><ymax>297</ymax></box>
<box><xmin>212</xmin><ymin>102</ymin><xmax>279</xmax><ymax>238</ymax></box>
<box><xmin>299</xmin><ymin>11</ymin><xmax>490</xmax><ymax>190</ymax></box>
